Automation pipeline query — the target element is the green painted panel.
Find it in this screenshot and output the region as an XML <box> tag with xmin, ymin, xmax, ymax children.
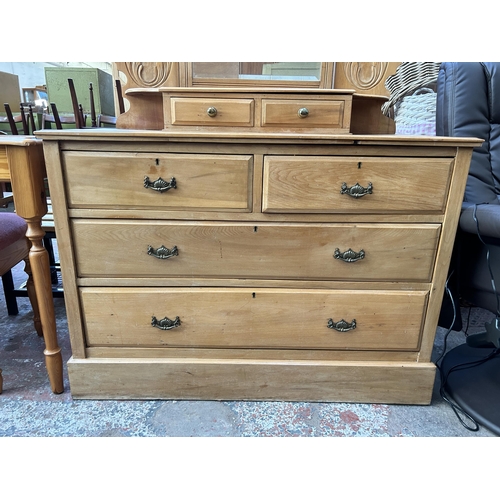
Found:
<box><xmin>45</xmin><ymin>67</ymin><xmax>115</xmax><ymax>117</ymax></box>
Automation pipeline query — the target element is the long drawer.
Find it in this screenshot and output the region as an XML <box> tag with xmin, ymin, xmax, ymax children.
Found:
<box><xmin>62</xmin><ymin>152</ymin><xmax>253</xmax><ymax>210</ymax></box>
<box><xmin>263</xmin><ymin>156</ymin><xmax>453</xmax><ymax>213</ymax></box>
<box><xmin>72</xmin><ymin>220</ymin><xmax>440</xmax><ymax>281</ymax></box>
<box><xmin>81</xmin><ymin>288</ymin><xmax>428</xmax><ymax>350</ymax></box>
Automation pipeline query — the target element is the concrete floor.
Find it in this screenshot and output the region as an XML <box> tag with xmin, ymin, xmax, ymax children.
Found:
<box><xmin>1</xmin><ymin>255</ymin><xmax>498</xmax><ymax>438</ymax></box>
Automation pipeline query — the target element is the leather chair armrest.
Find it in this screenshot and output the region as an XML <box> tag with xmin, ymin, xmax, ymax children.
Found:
<box><xmin>460</xmin><ymin>202</ymin><xmax>500</xmax><ymax>240</ymax></box>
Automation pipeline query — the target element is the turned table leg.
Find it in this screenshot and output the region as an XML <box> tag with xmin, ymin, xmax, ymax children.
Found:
<box><xmin>24</xmin><ymin>257</ymin><xmax>43</xmax><ymax>336</ymax></box>
<box><xmin>25</xmin><ymin>218</ymin><xmax>64</xmax><ymax>393</ymax></box>
<box><xmin>4</xmin><ymin>139</ymin><xmax>64</xmax><ymax>394</ymax></box>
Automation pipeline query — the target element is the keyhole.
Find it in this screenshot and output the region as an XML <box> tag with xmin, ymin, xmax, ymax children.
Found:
<box><xmin>254</xmin><ymin>226</ymin><xmax>258</xmax><ymax>232</ymax></box>
<box><xmin>156</xmin><ymin>159</ymin><xmax>159</xmax><ymax>166</ymax></box>
<box><xmin>252</xmin><ymin>292</ymin><xmax>256</xmax><ymax>298</ymax></box>
<box><xmin>358</xmin><ymin>162</ymin><xmax>362</xmax><ymax>169</ymax></box>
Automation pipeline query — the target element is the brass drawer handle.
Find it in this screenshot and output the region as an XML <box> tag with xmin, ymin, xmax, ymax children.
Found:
<box><xmin>327</xmin><ymin>318</ymin><xmax>357</xmax><ymax>332</ymax></box>
<box><xmin>144</xmin><ymin>176</ymin><xmax>177</xmax><ymax>193</ymax></box>
<box><xmin>147</xmin><ymin>245</ymin><xmax>178</xmax><ymax>259</ymax></box>
<box><xmin>207</xmin><ymin>106</ymin><xmax>218</xmax><ymax>117</ymax></box>
<box><xmin>298</xmin><ymin>107</ymin><xmax>309</xmax><ymax>118</ymax></box>
<box><xmin>334</xmin><ymin>248</ymin><xmax>365</xmax><ymax>263</ymax></box>
<box><xmin>151</xmin><ymin>315</ymin><xmax>181</xmax><ymax>330</ymax></box>
<box><xmin>340</xmin><ymin>182</ymin><xmax>373</xmax><ymax>198</ymax></box>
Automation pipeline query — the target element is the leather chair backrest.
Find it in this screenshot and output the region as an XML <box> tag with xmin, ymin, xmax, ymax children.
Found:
<box><xmin>436</xmin><ymin>62</ymin><xmax>500</xmax><ymax>205</ymax></box>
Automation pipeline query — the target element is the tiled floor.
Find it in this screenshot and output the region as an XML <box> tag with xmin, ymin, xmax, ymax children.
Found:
<box><xmin>1</xmin><ymin>256</ymin><xmax>498</xmax><ymax>437</ymax></box>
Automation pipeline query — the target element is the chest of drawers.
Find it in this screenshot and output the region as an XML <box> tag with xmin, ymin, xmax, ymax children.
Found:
<box><xmin>38</xmin><ymin>127</ymin><xmax>480</xmax><ymax>403</ymax></box>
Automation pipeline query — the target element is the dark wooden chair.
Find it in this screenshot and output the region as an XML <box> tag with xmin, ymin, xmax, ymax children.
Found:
<box><xmin>3</xmin><ymin>103</ymin><xmax>26</xmax><ymax>135</ymax></box>
<box><xmin>3</xmin><ymin>103</ymin><xmax>37</xmax><ymax>135</ymax></box>
<box><xmin>0</xmin><ymin>116</ymin><xmax>10</xmax><ymax>134</ymax></box>
<box><xmin>90</xmin><ymin>81</ymin><xmax>117</xmax><ymax>128</ymax></box>
<box><xmin>0</xmin><ymin>213</ymin><xmax>43</xmax><ymax>360</ymax></box>
<box><xmin>41</xmin><ymin>102</ymin><xmax>82</xmax><ymax>130</ymax></box>
<box><xmin>0</xmin><ymin>184</ymin><xmax>13</xmax><ymax>208</ymax></box>
<box><xmin>97</xmin><ymin>113</ymin><xmax>117</xmax><ymax>127</ymax></box>
<box><xmin>67</xmin><ymin>78</ymin><xmax>119</xmax><ymax>129</ymax></box>
<box><xmin>88</xmin><ymin>82</ymin><xmax>116</xmax><ymax>127</ymax></box>
<box><xmin>1</xmin><ymin>175</ymin><xmax>12</xmax><ymax>209</ymax></box>
<box><xmin>24</xmin><ymin>103</ymin><xmax>36</xmax><ymax>134</ymax></box>
<box><xmin>67</xmin><ymin>79</ymin><xmax>87</xmax><ymax>129</ymax></box>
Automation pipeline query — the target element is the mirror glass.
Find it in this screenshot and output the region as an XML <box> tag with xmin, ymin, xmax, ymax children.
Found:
<box><xmin>192</xmin><ymin>62</ymin><xmax>322</xmax><ymax>82</ymax></box>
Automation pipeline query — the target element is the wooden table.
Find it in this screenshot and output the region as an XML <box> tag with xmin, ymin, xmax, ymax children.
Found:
<box><xmin>0</xmin><ymin>135</ymin><xmax>63</xmax><ymax>394</ymax></box>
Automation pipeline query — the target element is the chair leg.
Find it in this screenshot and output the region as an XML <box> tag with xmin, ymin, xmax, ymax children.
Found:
<box><xmin>50</xmin><ymin>103</ymin><xmax>63</xmax><ymax>129</ymax></box>
<box><xmin>89</xmin><ymin>83</ymin><xmax>97</xmax><ymax>127</ymax></box>
<box><xmin>43</xmin><ymin>233</ymin><xmax>58</xmax><ymax>285</ymax></box>
<box><xmin>68</xmin><ymin>79</ymin><xmax>85</xmax><ymax>129</ymax></box>
<box><xmin>4</xmin><ymin>103</ymin><xmax>19</xmax><ymax>135</ymax></box>
<box><xmin>24</xmin><ymin>257</ymin><xmax>43</xmax><ymax>336</ymax></box>
<box><xmin>1</xmin><ymin>182</ymin><xmax>14</xmax><ymax>207</ymax></box>
<box><xmin>1</xmin><ymin>269</ymin><xmax>18</xmax><ymax>315</ymax></box>
<box><xmin>116</xmin><ymin>79</ymin><xmax>125</xmax><ymax>115</ymax></box>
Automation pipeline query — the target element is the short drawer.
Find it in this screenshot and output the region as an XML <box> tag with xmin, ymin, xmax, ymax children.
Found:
<box><xmin>62</xmin><ymin>152</ymin><xmax>252</xmax><ymax>210</ymax></box>
<box><xmin>72</xmin><ymin>221</ymin><xmax>440</xmax><ymax>281</ymax></box>
<box><xmin>169</xmin><ymin>98</ymin><xmax>254</xmax><ymax>127</ymax></box>
<box><xmin>261</xmin><ymin>99</ymin><xmax>350</xmax><ymax>132</ymax></box>
<box><xmin>81</xmin><ymin>287</ymin><xmax>428</xmax><ymax>351</ymax></box>
<box><xmin>263</xmin><ymin>156</ymin><xmax>453</xmax><ymax>213</ymax></box>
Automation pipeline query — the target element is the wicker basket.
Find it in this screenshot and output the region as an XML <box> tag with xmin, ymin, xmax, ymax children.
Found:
<box><xmin>382</xmin><ymin>62</ymin><xmax>441</xmax><ymax>115</ymax></box>
<box><xmin>380</xmin><ymin>62</ymin><xmax>441</xmax><ymax>136</ymax></box>
<box><xmin>394</xmin><ymin>88</ymin><xmax>437</xmax><ymax>136</ymax></box>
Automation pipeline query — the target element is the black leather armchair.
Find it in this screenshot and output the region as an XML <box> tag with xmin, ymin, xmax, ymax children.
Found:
<box><xmin>436</xmin><ymin>62</ymin><xmax>500</xmax><ymax>434</ymax></box>
<box><xmin>437</xmin><ymin>62</ymin><xmax>500</xmax><ymax>319</ymax></box>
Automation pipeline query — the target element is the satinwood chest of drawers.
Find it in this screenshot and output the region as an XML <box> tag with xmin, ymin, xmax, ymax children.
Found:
<box><xmin>38</xmin><ymin>122</ymin><xmax>480</xmax><ymax>403</ymax></box>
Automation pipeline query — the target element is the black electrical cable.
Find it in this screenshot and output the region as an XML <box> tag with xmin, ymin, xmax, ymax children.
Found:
<box><xmin>463</xmin><ymin>305</ymin><xmax>472</xmax><ymax>337</ymax></box>
<box><xmin>435</xmin><ymin>274</ymin><xmax>481</xmax><ymax>432</ymax></box>
<box><xmin>472</xmin><ymin>203</ymin><xmax>500</xmax><ymax>317</ymax></box>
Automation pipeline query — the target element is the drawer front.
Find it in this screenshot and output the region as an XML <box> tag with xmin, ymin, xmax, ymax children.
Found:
<box><xmin>62</xmin><ymin>152</ymin><xmax>252</xmax><ymax>210</ymax></box>
<box><xmin>170</xmin><ymin>98</ymin><xmax>254</xmax><ymax>127</ymax></box>
<box><xmin>263</xmin><ymin>156</ymin><xmax>453</xmax><ymax>213</ymax></box>
<box><xmin>81</xmin><ymin>288</ymin><xmax>427</xmax><ymax>351</ymax></box>
<box><xmin>72</xmin><ymin>221</ymin><xmax>440</xmax><ymax>281</ymax></box>
<box><xmin>261</xmin><ymin>99</ymin><xmax>348</xmax><ymax>130</ymax></box>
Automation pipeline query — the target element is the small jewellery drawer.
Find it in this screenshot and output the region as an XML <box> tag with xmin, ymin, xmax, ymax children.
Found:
<box><xmin>169</xmin><ymin>98</ymin><xmax>254</xmax><ymax>127</ymax></box>
<box><xmin>81</xmin><ymin>287</ymin><xmax>428</xmax><ymax>351</ymax></box>
<box><xmin>62</xmin><ymin>152</ymin><xmax>252</xmax><ymax>210</ymax></box>
<box><xmin>72</xmin><ymin>220</ymin><xmax>440</xmax><ymax>281</ymax></box>
<box><xmin>261</xmin><ymin>99</ymin><xmax>350</xmax><ymax>132</ymax></box>
<box><xmin>263</xmin><ymin>156</ymin><xmax>453</xmax><ymax>213</ymax></box>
